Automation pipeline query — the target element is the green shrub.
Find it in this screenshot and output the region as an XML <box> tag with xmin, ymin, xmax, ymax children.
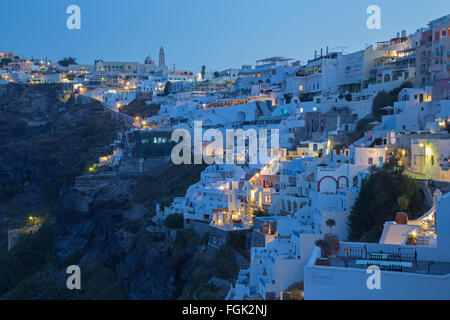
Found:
<box><xmin>348</xmin><ymin>159</ymin><xmax>423</xmax><ymax>242</ymax></box>
<box><xmin>211</xmin><ymin>245</ymin><xmax>239</xmax><ymax>280</ymax></box>
<box><xmin>164</xmin><ymin>213</ymin><xmax>184</xmax><ymax>230</ymax></box>
<box><xmin>290</xmin><ymin>289</ymin><xmax>304</xmax><ymax>300</ymax></box>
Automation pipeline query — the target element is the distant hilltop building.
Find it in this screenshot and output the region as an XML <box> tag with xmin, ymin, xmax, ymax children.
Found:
<box><xmin>159</xmin><ymin>46</ymin><xmax>165</xmax><ymax>67</ymax></box>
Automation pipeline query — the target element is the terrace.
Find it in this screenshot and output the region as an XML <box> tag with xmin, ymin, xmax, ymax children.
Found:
<box><xmin>325</xmin><ymin>242</ymin><xmax>450</xmax><ymax>275</ymax></box>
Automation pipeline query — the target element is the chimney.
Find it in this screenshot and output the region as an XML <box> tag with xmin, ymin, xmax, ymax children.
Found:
<box><xmin>326</xmin><ymin>46</ymin><xmax>329</xmax><ymax>55</ymax></box>
<box><xmin>401</xmin><ymin>30</ymin><xmax>406</xmax><ymax>38</ymax></box>
<box><xmin>315</xmin><ymin>50</ymin><xmax>317</xmax><ymax>59</ymax></box>
<box><xmin>397</xmin><ymin>32</ymin><xmax>400</xmax><ymax>38</ymax></box>
<box><xmin>320</xmin><ymin>48</ymin><xmax>323</xmax><ymax>57</ymax></box>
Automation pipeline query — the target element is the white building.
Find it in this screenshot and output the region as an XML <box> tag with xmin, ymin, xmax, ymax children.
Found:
<box><xmin>304</xmin><ymin>190</ymin><xmax>450</xmax><ymax>300</ymax></box>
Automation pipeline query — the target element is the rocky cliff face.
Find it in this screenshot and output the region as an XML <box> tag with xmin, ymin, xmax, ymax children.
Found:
<box><xmin>46</xmin><ymin>175</ymin><xmax>199</xmax><ymax>300</ymax></box>
<box><xmin>0</xmin><ymin>83</ymin><xmax>118</xmax><ymax>188</ymax></box>
<box><xmin>0</xmin><ymin>83</ymin><xmax>119</xmax><ymax>241</ymax></box>
<box><xmin>0</xmin><ymin>85</ymin><xmax>229</xmax><ymax>300</ymax></box>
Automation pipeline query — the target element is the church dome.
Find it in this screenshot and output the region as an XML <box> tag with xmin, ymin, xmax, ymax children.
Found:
<box><xmin>144</xmin><ymin>54</ymin><xmax>155</xmax><ymax>65</ymax></box>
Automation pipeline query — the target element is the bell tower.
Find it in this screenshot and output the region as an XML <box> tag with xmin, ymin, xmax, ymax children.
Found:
<box><xmin>159</xmin><ymin>46</ymin><xmax>165</xmax><ymax>67</ymax></box>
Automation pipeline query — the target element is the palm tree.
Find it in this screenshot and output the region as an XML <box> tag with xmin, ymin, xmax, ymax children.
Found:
<box><xmin>326</xmin><ymin>218</ymin><xmax>336</xmax><ymax>233</ymax></box>
<box><xmin>315</xmin><ymin>239</ymin><xmax>330</xmax><ymax>258</ymax></box>
<box><xmin>397</xmin><ymin>194</ymin><xmax>409</xmax><ymax>213</ymax></box>
<box><xmin>201</xmin><ymin>65</ymin><xmax>206</xmax><ymax>81</ymax></box>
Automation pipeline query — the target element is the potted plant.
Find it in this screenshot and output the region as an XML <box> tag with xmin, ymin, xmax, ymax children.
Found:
<box><xmin>395</xmin><ymin>195</ymin><xmax>409</xmax><ymax>224</ymax></box>
<box><xmin>314</xmin><ymin>239</ymin><xmax>331</xmax><ymax>266</ymax></box>
<box><xmin>397</xmin><ymin>194</ymin><xmax>409</xmax><ymax>213</ymax></box>
<box><xmin>324</xmin><ymin>218</ymin><xmax>340</xmax><ymax>256</ymax></box>
<box><xmin>406</xmin><ymin>233</ymin><xmax>417</xmax><ymax>245</ymax></box>
<box><xmin>326</xmin><ymin>218</ymin><xmax>336</xmax><ymax>233</ymax></box>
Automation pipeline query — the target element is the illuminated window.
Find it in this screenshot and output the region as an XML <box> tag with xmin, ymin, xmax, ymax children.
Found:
<box><xmin>298</xmin><ymin>85</ymin><xmax>303</xmax><ymax>92</ymax></box>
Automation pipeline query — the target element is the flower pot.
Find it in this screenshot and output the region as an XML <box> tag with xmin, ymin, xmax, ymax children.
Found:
<box><xmin>395</xmin><ymin>212</ymin><xmax>408</xmax><ymax>225</ymax></box>
<box><xmin>315</xmin><ymin>258</ymin><xmax>331</xmax><ymax>266</ymax></box>
<box><xmin>324</xmin><ymin>233</ymin><xmax>340</xmax><ymax>256</ymax></box>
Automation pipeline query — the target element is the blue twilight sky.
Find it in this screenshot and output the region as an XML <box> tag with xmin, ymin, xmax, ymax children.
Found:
<box><xmin>0</xmin><ymin>0</ymin><xmax>449</xmax><ymax>72</ymax></box>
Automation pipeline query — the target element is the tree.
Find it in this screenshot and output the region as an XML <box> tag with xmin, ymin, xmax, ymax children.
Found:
<box><xmin>164</xmin><ymin>213</ymin><xmax>184</xmax><ymax>229</ymax></box>
<box><xmin>0</xmin><ymin>58</ymin><xmax>12</xmax><ymax>67</ymax></box>
<box><xmin>159</xmin><ymin>199</ymin><xmax>172</xmax><ymax>209</ymax></box>
<box><xmin>347</xmin><ymin>159</ymin><xmax>423</xmax><ymax>243</ymax></box>
<box><xmin>201</xmin><ymin>65</ymin><xmax>206</xmax><ymax>81</ymax></box>
<box><xmin>58</xmin><ymin>57</ymin><xmax>77</xmax><ymax>67</ymax></box>
<box><xmin>397</xmin><ymin>194</ymin><xmax>410</xmax><ymax>213</ymax></box>
<box><xmin>372</xmin><ymin>90</ymin><xmax>393</xmax><ymax>119</ymax></box>
<box><xmin>213</xmin><ymin>245</ymin><xmax>239</xmax><ymax>280</ymax></box>
<box><xmin>213</xmin><ymin>71</ymin><xmax>220</xmax><ymax>78</ymax></box>
<box><xmin>326</xmin><ymin>218</ymin><xmax>336</xmax><ymax>233</ymax></box>
<box><xmin>163</xmin><ymin>81</ymin><xmax>172</xmax><ymax>96</ymax></box>
<box><xmin>315</xmin><ymin>239</ymin><xmax>330</xmax><ymax>258</ymax></box>
<box><xmin>372</xmin><ymin>81</ymin><xmax>413</xmax><ymax>120</ymax></box>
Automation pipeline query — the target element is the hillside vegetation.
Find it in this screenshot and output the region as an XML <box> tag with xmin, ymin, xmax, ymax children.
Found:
<box><xmin>348</xmin><ymin>159</ymin><xmax>424</xmax><ymax>242</ymax></box>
